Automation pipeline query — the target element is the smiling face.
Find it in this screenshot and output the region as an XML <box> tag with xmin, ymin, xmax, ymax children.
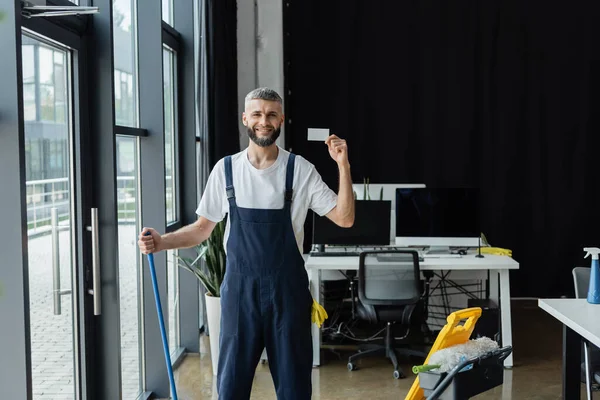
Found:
<box><xmin>242</xmin><ymin>99</ymin><xmax>284</xmax><ymax>148</ymax></box>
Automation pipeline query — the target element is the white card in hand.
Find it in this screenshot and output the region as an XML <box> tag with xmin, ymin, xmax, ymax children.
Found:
<box><xmin>307</xmin><ymin>128</ymin><xmax>330</xmax><ymax>141</ymax></box>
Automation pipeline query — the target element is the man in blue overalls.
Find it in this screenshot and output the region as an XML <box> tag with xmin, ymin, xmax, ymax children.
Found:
<box><xmin>138</xmin><ymin>87</ymin><xmax>355</xmax><ymax>399</ymax></box>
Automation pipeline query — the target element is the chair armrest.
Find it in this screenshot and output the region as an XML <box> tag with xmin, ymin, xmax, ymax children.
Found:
<box><xmin>421</xmin><ymin>271</ymin><xmax>434</xmax><ymax>319</ymax></box>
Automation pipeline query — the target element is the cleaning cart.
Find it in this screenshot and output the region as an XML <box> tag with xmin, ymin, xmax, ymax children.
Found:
<box><xmin>405</xmin><ymin>307</ymin><xmax>512</xmax><ymax>400</ymax></box>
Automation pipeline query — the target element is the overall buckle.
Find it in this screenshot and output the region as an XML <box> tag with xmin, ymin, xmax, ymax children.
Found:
<box><xmin>226</xmin><ymin>186</ymin><xmax>235</xmax><ymax>199</ymax></box>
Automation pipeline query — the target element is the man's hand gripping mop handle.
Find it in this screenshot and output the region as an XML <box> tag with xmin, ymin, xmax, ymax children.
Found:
<box><xmin>145</xmin><ymin>232</ymin><xmax>178</xmax><ymax>400</ymax></box>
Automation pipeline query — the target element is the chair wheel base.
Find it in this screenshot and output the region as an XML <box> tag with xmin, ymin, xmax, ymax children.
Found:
<box><xmin>393</xmin><ymin>370</ymin><xmax>404</xmax><ymax>379</ymax></box>
<box><xmin>347</xmin><ymin>362</ymin><xmax>357</xmax><ymax>371</ymax></box>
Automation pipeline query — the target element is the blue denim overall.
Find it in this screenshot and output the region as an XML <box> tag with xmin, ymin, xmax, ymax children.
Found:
<box><xmin>217</xmin><ymin>153</ymin><xmax>313</xmax><ymax>399</ymax></box>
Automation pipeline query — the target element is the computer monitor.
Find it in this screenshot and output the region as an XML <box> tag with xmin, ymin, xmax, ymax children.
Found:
<box><xmin>394</xmin><ymin>188</ymin><xmax>480</xmax><ymax>248</ymax></box>
<box><xmin>351</xmin><ymin>183</ymin><xmax>426</xmax><ymax>242</ymax></box>
<box><xmin>313</xmin><ymin>200</ymin><xmax>391</xmax><ymax>246</ymax></box>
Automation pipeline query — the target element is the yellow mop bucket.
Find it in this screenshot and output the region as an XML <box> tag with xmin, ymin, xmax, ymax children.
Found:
<box><xmin>404</xmin><ymin>307</ymin><xmax>482</xmax><ymax>400</ymax></box>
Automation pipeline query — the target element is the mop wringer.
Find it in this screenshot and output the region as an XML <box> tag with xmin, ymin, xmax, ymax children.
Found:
<box><xmin>405</xmin><ymin>307</ymin><xmax>512</xmax><ymax>400</ymax></box>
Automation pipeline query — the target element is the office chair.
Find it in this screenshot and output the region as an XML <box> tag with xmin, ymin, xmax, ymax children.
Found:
<box><xmin>347</xmin><ymin>250</ymin><xmax>430</xmax><ymax>379</ymax></box>
<box><xmin>572</xmin><ymin>266</ymin><xmax>600</xmax><ymax>399</ymax></box>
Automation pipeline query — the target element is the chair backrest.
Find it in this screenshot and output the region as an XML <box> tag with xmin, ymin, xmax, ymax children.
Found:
<box><xmin>358</xmin><ymin>250</ymin><xmax>421</xmax><ymax>306</ymax></box>
<box><xmin>573</xmin><ymin>266</ymin><xmax>591</xmax><ymax>299</ymax></box>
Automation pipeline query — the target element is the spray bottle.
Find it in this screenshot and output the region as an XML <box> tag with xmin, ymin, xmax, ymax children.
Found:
<box><xmin>583</xmin><ymin>247</ymin><xmax>600</xmax><ymax>304</ymax></box>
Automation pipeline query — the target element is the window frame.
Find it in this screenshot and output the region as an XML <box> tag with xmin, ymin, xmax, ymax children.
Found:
<box><xmin>162</xmin><ymin>22</ymin><xmax>183</xmax><ymax>233</ymax></box>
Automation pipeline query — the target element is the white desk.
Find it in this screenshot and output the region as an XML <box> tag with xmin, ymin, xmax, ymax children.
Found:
<box><xmin>306</xmin><ymin>253</ymin><xmax>519</xmax><ymax>368</ymax></box>
<box><xmin>538</xmin><ymin>299</ymin><xmax>600</xmax><ymax>399</ymax></box>
<box><xmin>538</xmin><ymin>299</ymin><xmax>600</xmax><ymax>348</ymax></box>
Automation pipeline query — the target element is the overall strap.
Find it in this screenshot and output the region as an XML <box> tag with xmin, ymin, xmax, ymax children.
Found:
<box><xmin>285</xmin><ymin>153</ymin><xmax>296</xmax><ymax>205</ymax></box>
<box><xmin>224</xmin><ymin>156</ymin><xmax>236</xmax><ymax>207</ymax></box>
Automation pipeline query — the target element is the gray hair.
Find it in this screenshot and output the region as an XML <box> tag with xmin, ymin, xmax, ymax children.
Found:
<box><xmin>244</xmin><ymin>87</ymin><xmax>283</xmax><ymax>109</ymax></box>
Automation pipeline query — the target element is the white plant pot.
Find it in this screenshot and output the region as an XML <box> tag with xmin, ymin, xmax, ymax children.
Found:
<box><xmin>205</xmin><ymin>293</ymin><xmax>221</xmax><ymax>375</ymax></box>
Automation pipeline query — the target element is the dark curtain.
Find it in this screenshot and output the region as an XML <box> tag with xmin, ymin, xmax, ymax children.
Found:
<box><xmin>285</xmin><ymin>0</ymin><xmax>600</xmax><ymax>298</ymax></box>
<box><xmin>205</xmin><ymin>0</ymin><xmax>239</xmax><ymax>167</ymax></box>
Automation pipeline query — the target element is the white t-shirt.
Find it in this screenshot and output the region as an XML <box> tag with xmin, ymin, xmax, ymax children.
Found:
<box><xmin>196</xmin><ymin>146</ymin><xmax>338</xmax><ymax>254</ymax></box>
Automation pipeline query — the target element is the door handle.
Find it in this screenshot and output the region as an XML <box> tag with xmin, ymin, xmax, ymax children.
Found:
<box><xmin>87</xmin><ymin>208</ymin><xmax>101</xmax><ymax>315</ymax></box>
<box><xmin>51</xmin><ymin>207</ymin><xmax>71</xmax><ymax>315</ymax></box>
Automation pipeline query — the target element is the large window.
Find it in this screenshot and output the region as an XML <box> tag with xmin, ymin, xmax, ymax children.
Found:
<box><xmin>115</xmin><ymin>69</ymin><xmax>135</xmax><ymax>126</ymax></box>
<box><xmin>195</xmin><ymin>0</ymin><xmax>209</xmax><ymax>331</ymax></box>
<box><xmin>163</xmin><ymin>44</ymin><xmax>181</xmax><ymax>355</ymax></box>
<box><xmin>113</xmin><ymin>1</ymin><xmax>143</xmax><ymax>398</ymax></box>
<box><xmin>113</xmin><ymin>0</ymin><xmax>138</xmax><ymax>128</ymax></box>
<box><xmin>22</xmin><ymin>38</ymin><xmax>72</xmax><ymax>234</ymax></box>
<box><xmin>116</xmin><ymin>136</ymin><xmax>143</xmax><ymax>399</ymax></box>
<box><xmin>3</xmin><ymin>0</ymin><xmax>200</xmax><ymax>397</ymax></box>
<box><xmin>167</xmin><ymin>249</ymin><xmax>180</xmax><ymax>355</ymax></box>
<box><xmin>23</xmin><ymin>34</ymin><xmax>76</xmax><ymax>400</ymax></box>
<box><xmin>163</xmin><ymin>46</ymin><xmax>179</xmax><ymax>225</ymax></box>
<box><xmin>22</xmin><ymin>43</ymin><xmax>36</xmax><ymax>120</ymax></box>
<box><xmin>21</xmin><ymin>39</ymin><xmax>70</xmax><ymax>180</ymax></box>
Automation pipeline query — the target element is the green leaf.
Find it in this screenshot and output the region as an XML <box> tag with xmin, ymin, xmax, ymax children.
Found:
<box><xmin>197</xmin><ymin>246</ymin><xmax>208</xmax><ymax>261</ymax></box>
<box><xmin>178</xmin><ymin>261</ymin><xmax>197</xmax><ymax>276</ymax></box>
<box><xmin>177</xmin><ymin>256</ymin><xmax>198</xmax><ymax>272</ymax></box>
<box><xmin>197</xmin><ymin>272</ymin><xmax>218</xmax><ymax>297</ymax></box>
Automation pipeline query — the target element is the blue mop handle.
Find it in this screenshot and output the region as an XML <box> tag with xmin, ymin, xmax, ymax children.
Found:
<box><xmin>145</xmin><ymin>232</ymin><xmax>178</xmax><ymax>400</ymax></box>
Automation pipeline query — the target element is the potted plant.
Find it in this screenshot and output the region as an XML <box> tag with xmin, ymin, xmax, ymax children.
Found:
<box><xmin>176</xmin><ymin>218</ymin><xmax>226</xmax><ymax>375</ymax></box>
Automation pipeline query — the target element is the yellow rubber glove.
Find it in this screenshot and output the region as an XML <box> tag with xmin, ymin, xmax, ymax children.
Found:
<box><xmin>311</xmin><ymin>298</ymin><xmax>328</xmax><ymax>328</ymax></box>
<box><xmin>479</xmin><ymin>247</ymin><xmax>512</xmax><ymax>257</ymax></box>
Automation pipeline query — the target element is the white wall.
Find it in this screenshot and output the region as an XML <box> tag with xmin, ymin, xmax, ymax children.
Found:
<box><xmin>237</xmin><ymin>0</ymin><xmax>285</xmax><ymax>151</ymax></box>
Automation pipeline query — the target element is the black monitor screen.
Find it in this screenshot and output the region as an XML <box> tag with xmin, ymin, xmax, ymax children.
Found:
<box><xmin>395</xmin><ymin>188</ymin><xmax>480</xmax><ymax>238</ymax></box>
<box><xmin>313</xmin><ymin>200</ymin><xmax>391</xmax><ymax>246</ymax></box>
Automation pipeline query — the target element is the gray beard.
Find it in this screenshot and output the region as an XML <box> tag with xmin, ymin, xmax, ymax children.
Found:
<box><xmin>247</xmin><ymin>126</ymin><xmax>281</xmax><ymax>147</ymax></box>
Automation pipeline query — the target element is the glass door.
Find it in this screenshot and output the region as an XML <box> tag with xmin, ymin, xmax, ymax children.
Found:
<box><xmin>21</xmin><ymin>31</ymin><xmax>87</xmax><ymax>400</ymax></box>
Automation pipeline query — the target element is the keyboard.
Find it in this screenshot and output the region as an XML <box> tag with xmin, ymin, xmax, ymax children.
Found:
<box><xmin>309</xmin><ymin>250</ymin><xmax>462</xmax><ymax>262</ymax></box>
<box><xmin>422</xmin><ymin>253</ymin><xmax>463</xmax><ymax>258</ymax></box>
<box><xmin>376</xmin><ymin>254</ymin><xmax>426</xmax><ymax>262</ymax></box>
<box><xmin>309</xmin><ymin>251</ymin><xmax>361</xmax><ymax>257</ymax></box>
<box><xmin>309</xmin><ymin>247</ymin><xmax>464</xmax><ymax>261</ymax></box>
<box><xmin>310</xmin><ymin>251</ymin><xmax>426</xmax><ymax>262</ymax></box>
<box><xmin>309</xmin><ymin>246</ymin><xmax>417</xmax><ymax>258</ymax></box>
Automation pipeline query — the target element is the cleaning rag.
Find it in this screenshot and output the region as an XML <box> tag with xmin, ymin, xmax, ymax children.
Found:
<box><xmin>311</xmin><ymin>298</ymin><xmax>328</xmax><ymax>328</ymax></box>
<box><xmin>480</xmin><ymin>247</ymin><xmax>512</xmax><ymax>257</ymax></box>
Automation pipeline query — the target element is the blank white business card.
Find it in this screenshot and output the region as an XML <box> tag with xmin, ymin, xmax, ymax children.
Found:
<box><xmin>307</xmin><ymin>128</ymin><xmax>330</xmax><ymax>141</ymax></box>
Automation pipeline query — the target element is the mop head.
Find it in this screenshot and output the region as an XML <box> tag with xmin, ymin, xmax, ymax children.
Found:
<box><xmin>426</xmin><ymin>337</ymin><xmax>499</xmax><ymax>373</ymax></box>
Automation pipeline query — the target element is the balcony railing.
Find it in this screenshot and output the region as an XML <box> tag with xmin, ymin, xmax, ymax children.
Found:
<box><xmin>26</xmin><ymin>176</ymin><xmax>137</xmax><ymax>236</ymax></box>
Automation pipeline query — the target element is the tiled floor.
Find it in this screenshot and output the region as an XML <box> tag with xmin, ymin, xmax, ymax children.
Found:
<box><xmin>170</xmin><ymin>300</ymin><xmax>593</xmax><ymax>399</ymax></box>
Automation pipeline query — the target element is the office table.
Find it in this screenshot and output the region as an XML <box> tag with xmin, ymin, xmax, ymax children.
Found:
<box><xmin>538</xmin><ymin>299</ymin><xmax>600</xmax><ymax>399</ymax></box>
<box><xmin>306</xmin><ymin>253</ymin><xmax>519</xmax><ymax>368</ymax></box>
